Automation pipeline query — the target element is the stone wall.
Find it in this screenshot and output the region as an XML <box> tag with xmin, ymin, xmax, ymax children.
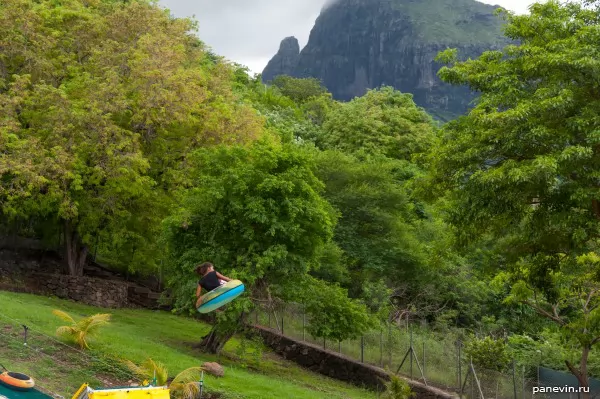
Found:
<box><xmin>31</xmin><ymin>273</ymin><xmax>129</xmax><ymax>308</ymax></box>
<box><xmin>0</xmin><ymin>246</ymin><xmax>166</xmax><ymax>309</ymax></box>
<box><xmin>254</xmin><ymin>326</ymin><xmax>458</xmax><ymax>399</ymax></box>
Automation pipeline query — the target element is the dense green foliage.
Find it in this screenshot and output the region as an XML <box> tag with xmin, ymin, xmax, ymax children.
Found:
<box><xmin>271</xmin><ymin>75</ymin><xmax>329</xmax><ymax>104</ymax></box>
<box><xmin>0</xmin><ymin>0</ymin><xmax>263</xmax><ymax>276</ymax></box>
<box><xmin>464</xmin><ymin>336</ymin><xmax>511</xmax><ymax>372</ymax></box>
<box><xmin>299</xmin><ymin>277</ymin><xmax>373</xmax><ymax>342</ymax></box>
<box><xmin>381</xmin><ymin>375</ymin><xmax>414</xmax><ymax>399</ymax></box>
<box><xmin>163</xmin><ymin>140</ymin><xmax>335</xmax><ymax>308</ymax></box>
<box><xmin>3</xmin><ymin>0</ymin><xmax>600</xmax><ymax>388</ymax></box>
<box><xmin>321</xmin><ymin>87</ymin><xmax>434</xmax><ymax>161</ymax></box>
<box><xmin>432</xmin><ymin>0</ymin><xmax>600</xmax><ymax>389</ymax></box>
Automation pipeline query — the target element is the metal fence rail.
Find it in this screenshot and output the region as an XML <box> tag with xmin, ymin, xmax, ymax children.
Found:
<box><xmin>252</xmin><ymin>302</ymin><xmax>600</xmax><ymax>399</ymax></box>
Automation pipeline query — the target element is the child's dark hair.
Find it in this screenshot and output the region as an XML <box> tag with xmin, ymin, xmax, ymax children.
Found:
<box><xmin>195</xmin><ymin>262</ymin><xmax>213</xmax><ymax>276</ymax></box>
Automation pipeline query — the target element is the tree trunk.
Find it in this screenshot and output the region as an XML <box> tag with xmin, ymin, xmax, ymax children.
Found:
<box><xmin>63</xmin><ymin>220</ymin><xmax>88</xmax><ymax>276</ymax></box>
<box><xmin>566</xmin><ymin>345</ymin><xmax>591</xmax><ymax>399</ymax></box>
<box><xmin>593</xmin><ymin>199</ymin><xmax>600</xmax><ymax>220</ymax></box>
<box><xmin>196</xmin><ymin>311</ymin><xmax>247</xmax><ymax>354</ymax></box>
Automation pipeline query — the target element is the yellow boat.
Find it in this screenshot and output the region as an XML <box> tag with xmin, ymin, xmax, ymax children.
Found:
<box><xmin>71</xmin><ymin>384</ymin><xmax>170</xmax><ymax>399</ymax></box>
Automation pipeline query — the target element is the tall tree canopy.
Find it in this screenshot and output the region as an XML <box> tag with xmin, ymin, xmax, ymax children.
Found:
<box><xmin>270</xmin><ymin>75</ymin><xmax>328</xmax><ymax>104</ymax></box>
<box><xmin>163</xmin><ymin>140</ymin><xmax>372</xmax><ymax>352</ymax></box>
<box><xmin>0</xmin><ymin>0</ymin><xmax>263</xmax><ymax>275</ymax></box>
<box><xmin>321</xmin><ymin>87</ymin><xmax>434</xmax><ymax>161</ymax></box>
<box><xmin>312</xmin><ymin>152</ymin><xmax>423</xmax><ymax>292</ymax></box>
<box><xmin>432</xmin><ymin>0</ymin><xmax>600</xmax><ymax>391</ymax></box>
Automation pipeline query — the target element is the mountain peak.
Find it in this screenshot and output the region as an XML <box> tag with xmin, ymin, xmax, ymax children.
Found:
<box><xmin>279</xmin><ymin>36</ymin><xmax>300</xmax><ymax>53</ymax></box>
<box><xmin>262</xmin><ymin>37</ymin><xmax>301</xmax><ymax>82</ymax></box>
<box><xmin>262</xmin><ymin>0</ymin><xmax>509</xmax><ymax>120</ymax></box>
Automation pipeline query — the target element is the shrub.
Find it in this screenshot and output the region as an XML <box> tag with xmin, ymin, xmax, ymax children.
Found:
<box><xmin>52</xmin><ymin>310</ymin><xmax>111</xmax><ymax>350</ymax></box>
<box><xmin>124</xmin><ymin>358</ymin><xmax>169</xmax><ymax>386</ymax></box>
<box><xmin>464</xmin><ymin>336</ymin><xmax>510</xmax><ymax>372</ymax></box>
<box><xmin>381</xmin><ymin>375</ymin><xmax>415</xmax><ymax>399</ymax></box>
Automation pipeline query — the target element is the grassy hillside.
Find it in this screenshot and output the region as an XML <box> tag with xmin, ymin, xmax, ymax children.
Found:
<box><xmin>0</xmin><ymin>291</ymin><xmax>376</xmax><ymax>399</ymax></box>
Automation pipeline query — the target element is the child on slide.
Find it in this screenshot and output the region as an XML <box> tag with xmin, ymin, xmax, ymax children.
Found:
<box><xmin>195</xmin><ymin>262</ymin><xmax>232</xmax><ymax>308</ymax></box>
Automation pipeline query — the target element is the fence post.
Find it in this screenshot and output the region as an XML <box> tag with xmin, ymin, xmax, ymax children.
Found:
<box><xmin>274</xmin><ymin>308</ymin><xmax>281</xmax><ymax>332</ymax></box>
<box><xmin>410</xmin><ymin>328</ymin><xmax>413</xmax><ymax>379</ymax></box>
<box><xmin>513</xmin><ymin>360</ymin><xmax>518</xmax><ymax>399</ymax></box>
<box><xmin>388</xmin><ymin>323</ymin><xmax>392</xmax><ymax>368</ymax></box>
<box><xmin>380</xmin><ymin>330</ymin><xmax>383</xmax><ymax>367</ymax></box>
<box><xmin>361</xmin><ymin>336</ymin><xmax>364</xmax><ymax>363</ymax></box>
<box><xmin>470</xmin><ymin>358</ymin><xmax>485</xmax><ymax>399</ymax></box>
<box><xmin>522</xmin><ymin>365</ymin><xmax>525</xmax><ymax>399</ymax></box>
<box><xmin>458</xmin><ymin>340</ymin><xmax>462</xmax><ymax>392</ymax></box>
<box><xmin>302</xmin><ymin>304</ymin><xmax>306</xmax><ymax>341</ymax></box>
<box><xmin>22</xmin><ymin>325</ymin><xmax>28</xmax><ymax>346</ymax></box>
<box><xmin>159</xmin><ymin>260</ymin><xmax>163</xmax><ymax>291</ymax></box>
<box><xmin>93</xmin><ymin>234</ymin><xmax>99</xmax><ymax>261</ymax></box>
<box><xmin>423</xmin><ymin>341</ymin><xmax>425</xmax><ymax>379</ymax></box>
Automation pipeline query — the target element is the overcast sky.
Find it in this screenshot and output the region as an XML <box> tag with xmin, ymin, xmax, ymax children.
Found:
<box><xmin>159</xmin><ymin>0</ymin><xmax>540</xmax><ymax>74</ymax></box>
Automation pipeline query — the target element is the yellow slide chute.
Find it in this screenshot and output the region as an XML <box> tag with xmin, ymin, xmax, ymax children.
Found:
<box><xmin>71</xmin><ymin>384</ymin><xmax>170</xmax><ymax>399</ymax></box>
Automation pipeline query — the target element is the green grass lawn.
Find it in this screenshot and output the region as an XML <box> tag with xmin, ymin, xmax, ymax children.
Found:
<box><xmin>0</xmin><ymin>291</ymin><xmax>377</xmax><ymax>399</ymax></box>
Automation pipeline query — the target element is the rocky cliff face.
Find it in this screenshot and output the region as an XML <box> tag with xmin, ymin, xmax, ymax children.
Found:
<box><xmin>262</xmin><ymin>36</ymin><xmax>301</xmax><ymax>80</ymax></box>
<box><xmin>262</xmin><ymin>0</ymin><xmax>509</xmax><ymax>120</ymax></box>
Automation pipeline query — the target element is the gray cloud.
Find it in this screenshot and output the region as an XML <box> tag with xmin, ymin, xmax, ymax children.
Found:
<box><xmin>159</xmin><ymin>0</ymin><xmax>539</xmax><ymax>74</ymax></box>
<box><xmin>160</xmin><ymin>0</ymin><xmax>324</xmax><ymax>73</ymax></box>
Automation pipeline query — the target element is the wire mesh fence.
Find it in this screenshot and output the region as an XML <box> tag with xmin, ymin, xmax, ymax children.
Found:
<box><xmin>252</xmin><ymin>301</ymin><xmax>600</xmax><ymax>399</ymax></box>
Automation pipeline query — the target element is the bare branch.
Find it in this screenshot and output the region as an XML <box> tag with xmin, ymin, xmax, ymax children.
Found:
<box><xmin>584</xmin><ymin>288</ymin><xmax>597</xmax><ymax>312</ymax></box>
<box><xmin>552</xmin><ymin>304</ymin><xmax>562</xmax><ymax>321</ymax></box>
<box><xmin>522</xmin><ymin>300</ymin><xmax>566</xmax><ymax>325</ymax></box>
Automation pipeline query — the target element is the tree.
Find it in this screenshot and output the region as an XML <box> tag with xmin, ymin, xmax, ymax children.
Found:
<box><xmin>432</xmin><ymin>0</ymin><xmax>600</xmax><ymax>392</ymax></box>
<box><xmin>298</xmin><ymin>277</ymin><xmax>373</xmax><ymax>342</ymax></box>
<box><xmin>0</xmin><ymin>0</ymin><xmax>263</xmax><ymax>275</ymax></box>
<box><xmin>163</xmin><ymin>140</ymin><xmax>370</xmax><ymax>353</ymax></box>
<box><xmin>321</xmin><ymin>87</ymin><xmax>435</xmax><ymax>161</ymax></box>
<box><xmin>312</xmin><ymin>150</ymin><xmax>426</xmax><ymax>299</ymax></box>
<box><xmin>464</xmin><ymin>336</ymin><xmax>511</xmax><ymax>372</ymax></box>
<box><xmin>270</xmin><ymin>75</ymin><xmax>328</xmax><ymax>103</ymax></box>
<box><xmin>242</xmin><ymin>74</ymin><xmax>334</xmax><ymax>146</ymax></box>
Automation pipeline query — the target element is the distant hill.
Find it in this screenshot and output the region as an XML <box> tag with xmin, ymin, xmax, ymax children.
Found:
<box><xmin>262</xmin><ymin>0</ymin><xmax>509</xmax><ymax>121</ymax></box>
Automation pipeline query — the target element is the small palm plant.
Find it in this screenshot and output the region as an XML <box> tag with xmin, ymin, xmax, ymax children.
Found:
<box><xmin>52</xmin><ymin>310</ymin><xmax>111</xmax><ymax>350</ymax></box>
<box><xmin>124</xmin><ymin>358</ymin><xmax>169</xmax><ymax>386</ymax></box>
<box><xmin>125</xmin><ymin>358</ymin><xmax>205</xmax><ymax>399</ymax></box>
<box><xmin>169</xmin><ymin>367</ymin><xmax>205</xmax><ymax>399</ymax></box>
<box><xmin>381</xmin><ymin>375</ymin><xmax>415</xmax><ymax>399</ymax></box>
